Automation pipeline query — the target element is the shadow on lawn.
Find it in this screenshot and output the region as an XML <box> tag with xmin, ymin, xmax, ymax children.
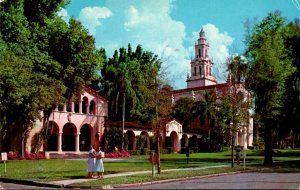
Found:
<box><xmin>261</xmin><ymin>160</ymin><xmax>300</xmax><ymax>173</ymax></box>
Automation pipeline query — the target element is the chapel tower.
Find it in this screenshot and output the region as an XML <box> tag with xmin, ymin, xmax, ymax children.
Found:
<box><xmin>186</xmin><ymin>28</ymin><xmax>217</xmax><ymax>88</ymax></box>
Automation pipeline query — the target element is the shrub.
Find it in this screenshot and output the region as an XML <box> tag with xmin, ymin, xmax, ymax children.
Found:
<box><xmin>160</xmin><ymin>149</ymin><xmax>168</xmax><ymax>154</ymax></box>
<box><xmin>7</xmin><ymin>152</ymin><xmax>46</xmax><ymax>160</ymax></box>
<box><xmin>128</xmin><ymin>150</ymin><xmax>140</xmax><ymax>155</ymax></box>
<box><xmin>105</xmin><ymin>149</ymin><xmax>130</xmax><ymax>158</ymax></box>
<box><xmin>8</xmin><ymin>152</ymin><xmax>20</xmax><ymax>160</ymax></box>
<box><xmin>25</xmin><ymin>153</ymin><xmax>36</xmax><ymax>160</ymax></box>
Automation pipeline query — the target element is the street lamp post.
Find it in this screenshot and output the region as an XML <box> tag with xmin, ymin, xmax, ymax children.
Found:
<box><xmin>231</xmin><ymin>126</ymin><xmax>235</xmax><ymax>168</ymax></box>
<box><xmin>122</xmin><ymin>92</ymin><xmax>125</xmax><ymax>150</ymax></box>
<box><xmin>155</xmin><ymin>77</ymin><xmax>161</xmax><ymax>174</ymax></box>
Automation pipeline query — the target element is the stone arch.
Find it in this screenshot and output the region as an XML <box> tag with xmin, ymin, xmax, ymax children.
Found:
<box><xmin>137</xmin><ymin>131</ymin><xmax>150</xmax><ymax>150</ymax></box>
<box><xmin>89</xmin><ymin>100</ymin><xmax>96</xmax><ymax>115</ymax></box>
<box><xmin>80</xmin><ymin>124</ymin><xmax>92</xmax><ymax>151</ymax></box>
<box><xmin>62</xmin><ymin>123</ymin><xmax>77</xmax><ymax>151</ymax></box>
<box><xmin>199</xmin><ymin>66</ymin><xmax>202</xmax><ymax>75</ymax></box>
<box><xmin>181</xmin><ymin>134</ymin><xmax>188</xmax><ymax>148</ymax></box>
<box><xmin>126</xmin><ymin>130</ymin><xmax>135</xmax><ymax>150</ymax></box>
<box><xmin>82</xmin><ymin>96</ymin><xmax>89</xmax><ymax>114</ymax></box>
<box><xmin>189</xmin><ymin>135</ymin><xmax>198</xmax><ymax>151</ymax></box>
<box><xmin>58</xmin><ymin>104</ymin><xmax>64</xmax><ymax>111</ymax></box>
<box><xmin>170</xmin><ymin>131</ymin><xmax>179</xmax><ymax>152</ymax></box>
<box><xmin>45</xmin><ymin>121</ymin><xmax>59</xmax><ymax>151</ymax></box>
<box><xmin>73</xmin><ymin>94</ymin><xmax>81</xmax><ymax>113</ymax></box>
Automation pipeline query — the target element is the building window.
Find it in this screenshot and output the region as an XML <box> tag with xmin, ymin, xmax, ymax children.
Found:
<box><xmin>90</xmin><ymin>101</ymin><xmax>96</xmax><ymax>115</ymax></box>
<box><xmin>199</xmin><ymin>66</ymin><xmax>202</xmax><ymax>76</ymax></box>
<box><xmin>194</xmin><ymin>67</ymin><xmax>197</xmax><ymax>76</ymax></box>
<box><xmin>82</xmin><ymin>97</ymin><xmax>88</xmax><ymax>114</ymax></box>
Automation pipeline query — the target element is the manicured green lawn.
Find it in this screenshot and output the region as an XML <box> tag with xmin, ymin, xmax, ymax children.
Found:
<box><xmin>0</xmin><ymin>148</ymin><xmax>299</xmax><ymax>185</ymax></box>
<box><xmin>77</xmin><ymin>166</ymin><xmax>260</xmax><ymax>186</ymax></box>
<box><xmin>0</xmin><ymin>159</ymin><xmax>211</xmax><ymax>181</ymax></box>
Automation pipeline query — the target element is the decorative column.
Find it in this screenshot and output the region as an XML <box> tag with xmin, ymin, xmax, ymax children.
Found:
<box><xmin>79</xmin><ymin>99</ymin><xmax>82</xmax><ymax>114</ymax></box>
<box><xmin>235</xmin><ymin>132</ymin><xmax>239</xmax><ymax>146</ymax></box>
<box><xmin>243</xmin><ymin>127</ymin><xmax>247</xmax><ymax>150</ymax></box>
<box><xmin>75</xmin><ymin>133</ymin><xmax>80</xmax><ymax>152</ymax></box>
<box><xmin>86</xmin><ymin>102</ymin><xmax>90</xmax><ymax>114</ymax></box>
<box><xmin>248</xmin><ymin>118</ymin><xmax>253</xmax><ymax>147</ymax></box>
<box><xmin>71</xmin><ymin>102</ymin><xmax>75</xmax><ymax>113</ymax></box>
<box><xmin>58</xmin><ymin>132</ymin><xmax>63</xmax><ymax>152</ymax></box>
<box><xmin>63</xmin><ymin>104</ymin><xmax>67</xmax><ymax>112</ymax></box>
<box><xmin>133</xmin><ymin>136</ymin><xmax>137</xmax><ymax>151</ymax></box>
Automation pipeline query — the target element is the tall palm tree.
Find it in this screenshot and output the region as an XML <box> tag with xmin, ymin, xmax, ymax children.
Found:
<box><xmin>194</xmin><ymin>90</ymin><xmax>217</xmax><ymax>151</ymax></box>
<box><xmin>227</xmin><ymin>54</ymin><xmax>249</xmax><ymax>167</ymax></box>
<box><xmin>227</xmin><ymin>55</ymin><xmax>247</xmax><ymax>84</ymax></box>
<box><xmin>106</xmin><ymin>60</ymin><xmax>142</xmax><ymax>148</ymax></box>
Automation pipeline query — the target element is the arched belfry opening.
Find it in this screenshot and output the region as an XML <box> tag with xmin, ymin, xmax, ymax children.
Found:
<box><xmin>82</xmin><ymin>97</ymin><xmax>89</xmax><ymax>114</ymax></box>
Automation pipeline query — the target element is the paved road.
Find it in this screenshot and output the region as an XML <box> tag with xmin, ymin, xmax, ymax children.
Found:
<box><xmin>121</xmin><ymin>173</ymin><xmax>300</xmax><ymax>189</ymax></box>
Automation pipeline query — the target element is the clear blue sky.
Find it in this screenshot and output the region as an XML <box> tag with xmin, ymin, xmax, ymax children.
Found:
<box><xmin>60</xmin><ymin>0</ymin><xmax>300</xmax><ymax>89</ymax></box>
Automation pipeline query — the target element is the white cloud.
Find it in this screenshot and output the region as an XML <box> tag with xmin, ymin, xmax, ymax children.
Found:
<box><xmin>57</xmin><ymin>8</ymin><xmax>70</xmax><ymax>22</ymax></box>
<box><xmin>124</xmin><ymin>6</ymin><xmax>140</xmax><ymax>30</ymax></box>
<box><xmin>123</xmin><ymin>0</ymin><xmax>189</xmax><ymax>89</ymax></box>
<box><xmin>79</xmin><ymin>6</ymin><xmax>113</xmax><ymax>35</ymax></box>
<box><xmin>191</xmin><ymin>24</ymin><xmax>234</xmax><ymax>83</ymax></box>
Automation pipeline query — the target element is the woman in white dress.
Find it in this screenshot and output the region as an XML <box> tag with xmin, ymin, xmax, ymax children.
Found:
<box><xmin>94</xmin><ymin>146</ymin><xmax>105</xmax><ymax>178</ymax></box>
<box><xmin>87</xmin><ymin>145</ymin><xmax>95</xmax><ymax>178</ymax></box>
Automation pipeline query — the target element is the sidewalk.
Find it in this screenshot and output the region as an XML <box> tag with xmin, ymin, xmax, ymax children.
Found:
<box><xmin>1</xmin><ymin>160</ymin><xmax>258</xmax><ymax>189</ymax></box>
<box><xmin>46</xmin><ymin>164</ymin><xmax>230</xmax><ymax>188</ymax></box>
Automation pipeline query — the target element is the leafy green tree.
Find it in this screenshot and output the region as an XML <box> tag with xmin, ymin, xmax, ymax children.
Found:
<box><xmin>101</xmin><ymin>44</ymin><xmax>161</xmax><ymax>123</ymax></box>
<box><xmin>105</xmin><ymin>127</ymin><xmax>123</xmax><ymax>152</ymax></box>
<box><xmin>0</xmin><ymin>0</ymin><xmax>100</xmax><ymax>153</ymax></box>
<box><xmin>280</xmin><ymin>20</ymin><xmax>300</xmax><ymax>147</ymax></box>
<box><xmin>193</xmin><ymin>91</ymin><xmax>218</xmax><ymax>151</ymax></box>
<box><xmin>172</xmin><ymin>97</ymin><xmax>195</xmax><ymax>128</ymax></box>
<box><xmin>157</xmin><ymin>84</ymin><xmax>173</xmax><ymax>121</ymax></box>
<box><xmin>245</xmin><ymin>12</ymin><xmax>295</xmax><ymax>165</ymax></box>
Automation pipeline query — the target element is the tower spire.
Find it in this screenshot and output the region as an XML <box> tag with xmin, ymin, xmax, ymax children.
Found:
<box><xmin>186</xmin><ymin>28</ymin><xmax>216</xmax><ymax>88</ymax></box>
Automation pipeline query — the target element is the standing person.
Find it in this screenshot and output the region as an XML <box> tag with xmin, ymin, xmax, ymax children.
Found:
<box><xmin>87</xmin><ymin>145</ymin><xmax>95</xmax><ymax>178</ymax></box>
<box><xmin>94</xmin><ymin>146</ymin><xmax>105</xmax><ymax>178</ymax></box>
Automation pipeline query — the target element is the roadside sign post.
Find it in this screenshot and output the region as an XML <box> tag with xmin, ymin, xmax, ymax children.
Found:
<box><xmin>1</xmin><ymin>152</ymin><xmax>7</xmax><ymax>173</ymax></box>
<box><xmin>186</xmin><ymin>146</ymin><xmax>190</xmax><ymax>164</ymax></box>
<box><xmin>243</xmin><ymin>151</ymin><xmax>246</xmax><ymax>170</ymax></box>
<box><xmin>151</xmin><ymin>151</ymin><xmax>155</xmax><ymax>177</ymax></box>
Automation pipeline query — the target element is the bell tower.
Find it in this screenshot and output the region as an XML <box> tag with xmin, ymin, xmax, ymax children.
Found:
<box><xmin>186</xmin><ymin>28</ymin><xmax>216</xmax><ymax>88</ymax></box>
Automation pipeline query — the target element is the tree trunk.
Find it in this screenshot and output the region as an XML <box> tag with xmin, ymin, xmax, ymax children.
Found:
<box><xmin>263</xmin><ymin>125</ymin><xmax>273</xmax><ymax>166</ymax></box>
<box><xmin>32</xmin><ymin>110</ymin><xmax>52</xmax><ymax>153</ymax></box>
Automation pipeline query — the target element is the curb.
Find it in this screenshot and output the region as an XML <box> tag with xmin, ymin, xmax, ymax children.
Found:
<box><xmin>112</xmin><ymin>169</ymin><xmax>263</xmax><ymax>189</ymax></box>
<box><xmin>0</xmin><ymin>177</ymin><xmax>63</xmax><ymax>188</ymax></box>
<box><xmin>0</xmin><ymin>168</ymin><xmax>269</xmax><ymax>189</ymax></box>
<box><xmin>65</xmin><ymin>184</ymin><xmax>114</xmax><ymax>189</ymax></box>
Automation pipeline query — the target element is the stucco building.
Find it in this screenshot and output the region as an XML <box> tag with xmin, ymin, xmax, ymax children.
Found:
<box><xmin>172</xmin><ymin>28</ymin><xmax>253</xmax><ymax>149</ymax></box>
<box><xmin>25</xmin><ymin>29</ymin><xmax>253</xmax><ymax>157</ymax></box>
<box><xmin>26</xmin><ymin>86</ymin><xmax>108</xmax><ymax>157</ymax></box>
